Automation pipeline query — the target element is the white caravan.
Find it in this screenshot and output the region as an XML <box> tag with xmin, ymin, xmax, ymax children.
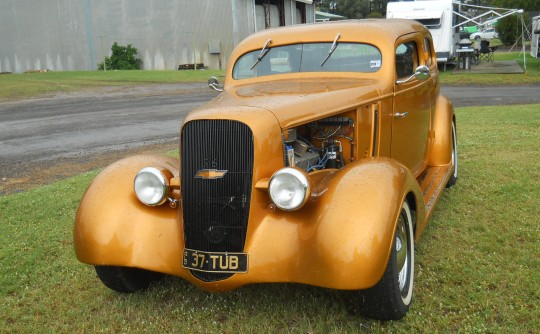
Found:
<box><xmin>387</xmin><ymin>0</ymin><xmax>524</xmax><ymax>65</ymax></box>
<box><xmin>387</xmin><ymin>0</ymin><xmax>458</xmax><ymax>64</ymax></box>
<box><xmin>532</xmin><ymin>16</ymin><xmax>540</xmax><ymax>58</ymax></box>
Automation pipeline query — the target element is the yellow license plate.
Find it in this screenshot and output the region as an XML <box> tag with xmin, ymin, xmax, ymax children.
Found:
<box><xmin>182</xmin><ymin>249</ymin><xmax>248</xmax><ymax>273</ymax></box>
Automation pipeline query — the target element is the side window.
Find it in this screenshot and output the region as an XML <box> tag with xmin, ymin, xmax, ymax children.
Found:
<box><xmin>395</xmin><ymin>42</ymin><xmax>418</xmax><ymax>79</ymax></box>
<box><xmin>424</xmin><ymin>38</ymin><xmax>433</xmax><ymax>67</ymax></box>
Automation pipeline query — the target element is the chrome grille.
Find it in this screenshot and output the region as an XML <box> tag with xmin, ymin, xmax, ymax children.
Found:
<box><xmin>181</xmin><ymin>120</ymin><xmax>254</xmax><ymax>281</ymax></box>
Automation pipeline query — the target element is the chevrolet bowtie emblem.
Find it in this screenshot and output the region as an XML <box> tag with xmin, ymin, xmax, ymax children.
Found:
<box><xmin>195</xmin><ymin>169</ymin><xmax>228</xmax><ymax>179</ymax></box>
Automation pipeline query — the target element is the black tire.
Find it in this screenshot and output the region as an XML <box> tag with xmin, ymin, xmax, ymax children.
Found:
<box><xmin>446</xmin><ymin>120</ymin><xmax>458</xmax><ymax>188</ymax></box>
<box><xmin>95</xmin><ymin>266</ymin><xmax>164</xmax><ymax>293</ymax></box>
<box><xmin>355</xmin><ymin>201</ymin><xmax>415</xmax><ymax>320</ymax></box>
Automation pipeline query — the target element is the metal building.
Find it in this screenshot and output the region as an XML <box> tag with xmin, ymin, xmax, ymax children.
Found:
<box><xmin>0</xmin><ymin>0</ymin><xmax>315</xmax><ymax>73</ymax></box>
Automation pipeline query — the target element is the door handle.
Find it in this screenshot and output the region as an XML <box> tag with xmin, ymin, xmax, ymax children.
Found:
<box><xmin>394</xmin><ymin>112</ymin><xmax>409</xmax><ymax>119</ymax></box>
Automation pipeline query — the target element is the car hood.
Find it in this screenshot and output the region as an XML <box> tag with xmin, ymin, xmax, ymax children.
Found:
<box><xmin>194</xmin><ymin>79</ymin><xmax>383</xmax><ymax>129</ymax></box>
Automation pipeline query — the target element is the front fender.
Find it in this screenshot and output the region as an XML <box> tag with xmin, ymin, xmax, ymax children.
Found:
<box><xmin>244</xmin><ymin>158</ymin><xmax>426</xmax><ymax>290</ymax></box>
<box><xmin>74</xmin><ymin>155</ymin><xmax>185</xmax><ymax>275</ymax></box>
<box><xmin>309</xmin><ymin>158</ymin><xmax>424</xmax><ymax>289</ymax></box>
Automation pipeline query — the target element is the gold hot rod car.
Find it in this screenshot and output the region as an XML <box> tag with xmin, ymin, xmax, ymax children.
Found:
<box><xmin>74</xmin><ymin>19</ymin><xmax>457</xmax><ymax>320</ymax></box>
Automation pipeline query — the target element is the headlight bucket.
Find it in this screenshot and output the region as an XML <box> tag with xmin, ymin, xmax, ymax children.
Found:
<box><xmin>134</xmin><ymin>167</ymin><xmax>170</xmax><ymax>206</ymax></box>
<box><xmin>268</xmin><ymin>168</ymin><xmax>311</xmax><ymax>211</ymax></box>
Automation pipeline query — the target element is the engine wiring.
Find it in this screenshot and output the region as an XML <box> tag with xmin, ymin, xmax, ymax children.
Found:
<box><xmin>306</xmin><ymin>152</ymin><xmax>330</xmax><ymax>172</ymax></box>
<box><xmin>286</xmin><ymin>117</ymin><xmax>355</xmax><ymax>172</ymax></box>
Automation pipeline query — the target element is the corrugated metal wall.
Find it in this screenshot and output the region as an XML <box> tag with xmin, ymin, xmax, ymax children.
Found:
<box><xmin>0</xmin><ymin>0</ymin><xmax>315</xmax><ymax>73</ymax></box>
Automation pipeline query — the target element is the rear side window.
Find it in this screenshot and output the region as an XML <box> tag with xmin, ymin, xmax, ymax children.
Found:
<box><xmin>395</xmin><ymin>42</ymin><xmax>418</xmax><ymax>78</ymax></box>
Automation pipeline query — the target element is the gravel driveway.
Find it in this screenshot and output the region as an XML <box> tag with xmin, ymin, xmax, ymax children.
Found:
<box><xmin>1</xmin><ymin>83</ymin><xmax>539</xmax><ymax>195</ymax></box>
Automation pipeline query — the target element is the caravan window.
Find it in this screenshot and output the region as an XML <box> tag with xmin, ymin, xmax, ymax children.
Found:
<box><xmin>415</xmin><ymin>18</ymin><xmax>441</xmax><ymax>29</ymax></box>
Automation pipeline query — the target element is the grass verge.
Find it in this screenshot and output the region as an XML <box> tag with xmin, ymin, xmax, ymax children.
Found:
<box><xmin>0</xmin><ymin>70</ymin><xmax>225</xmax><ymax>101</ymax></box>
<box><xmin>440</xmin><ymin>51</ymin><xmax>540</xmax><ymax>85</ymax></box>
<box><xmin>1</xmin><ymin>104</ymin><xmax>539</xmax><ymax>333</ymax></box>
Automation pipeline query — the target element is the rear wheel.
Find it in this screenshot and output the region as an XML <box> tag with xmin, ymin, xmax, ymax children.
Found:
<box><xmin>355</xmin><ymin>201</ymin><xmax>415</xmax><ymax>320</ymax></box>
<box><xmin>95</xmin><ymin>266</ymin><xmax>164</xmax><ymax>293</ymax></box>
<box><xmin>446</xmin><ymin>120</ymin><xmax>458</xmax><ymax>188</ymax></box>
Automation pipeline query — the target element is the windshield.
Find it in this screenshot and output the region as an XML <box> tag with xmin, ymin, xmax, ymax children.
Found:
<box><xmin>233</xmin><ymin>43</ymin><xmax>382</xmax><ymax>80</ymax></box>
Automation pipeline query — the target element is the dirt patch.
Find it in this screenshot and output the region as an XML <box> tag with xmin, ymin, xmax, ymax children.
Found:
<box><xmin>0</xmin><ymin>141</ymin><xmax>178</xmax><ymax>196</ymax></box>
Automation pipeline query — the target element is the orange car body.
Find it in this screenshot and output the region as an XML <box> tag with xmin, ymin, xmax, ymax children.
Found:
<box><xmin>75</xmin><ymin>19</ymin><xmax>455</xmax><ymax>292</ymax></box>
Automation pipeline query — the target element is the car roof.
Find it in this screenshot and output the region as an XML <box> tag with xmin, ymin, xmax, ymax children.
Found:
<box><xmin>224</xmin><ymin>19</ymin><xmax>428</xmax><ymax>88</ymax></box>
<box><xmin>231</xmin><ymin>19</ymin><xmax>427</xmax><ymax>56</ymax></box>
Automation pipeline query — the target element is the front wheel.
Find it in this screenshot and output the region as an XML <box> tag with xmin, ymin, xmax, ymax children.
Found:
<box><xmin>354</xmin><ymin>201</ymin><xmax>415</xmax><ymax>320</ymax></box>
<box><xmin>95</xmin><ymin>266</ymin><xmax>164</xmax><ymax>293</ymax></box>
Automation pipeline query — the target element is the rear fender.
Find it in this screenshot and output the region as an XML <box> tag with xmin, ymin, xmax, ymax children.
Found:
<box><xmin>427</xmin><ymin>95</ymin><xmax>455</xmax><ymax>166</ymax></box>
<box><xmin>74</xmin><ymin>155</ymin><xmax>185</xmax><ymax>275</ymax></box>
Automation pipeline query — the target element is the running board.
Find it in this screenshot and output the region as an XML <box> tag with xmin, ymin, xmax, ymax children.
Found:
<box><xmin>417</xmin><ymin>165</ymin><xmax>453</xmax><ymax>220</ymax></box>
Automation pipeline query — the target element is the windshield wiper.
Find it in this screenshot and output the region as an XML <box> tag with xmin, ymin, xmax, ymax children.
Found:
<box><xmin>250</xmin><ymin>39</ymin><xmax>272</xmax><ymax>70</ymax></box>
<box><xmin>320</xmin><ymin>33</ymin><xmax>341</xmax><ymax>67</ymax></box>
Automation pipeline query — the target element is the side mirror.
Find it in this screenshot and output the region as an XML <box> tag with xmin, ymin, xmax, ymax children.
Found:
<box><xmin>396</xmin><ymin>65</ymin><xmax>431</xmax><ymax>85</ymax></box>
<box><xmin>208</xmin><ymin>76</ymin><xmax>224</xmax><ymax>92</ymax></box>
<box><xmin>414</xmin><ymin>65</ymin><xmax>430</xmax><ymax>81</ymax></box>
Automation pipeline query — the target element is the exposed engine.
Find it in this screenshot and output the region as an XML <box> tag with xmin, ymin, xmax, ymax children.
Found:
<box><xmin>283</xmin><ymin>116</ymin><xmax>354</xmax><ymax>172</ymax></box>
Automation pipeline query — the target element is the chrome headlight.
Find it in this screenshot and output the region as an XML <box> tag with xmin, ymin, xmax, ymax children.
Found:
<box><xmin>134</xmin><ymin>167</ymin><xmax>169</xmax><ymax>206</ymax></box>
<box><xmin>269</xmin><ymin>168</ymin><xmax>311</xmax><ymax>211</ymax></box>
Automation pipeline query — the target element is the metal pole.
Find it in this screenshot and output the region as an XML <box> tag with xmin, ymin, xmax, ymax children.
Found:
<box><xmin>193</xmin><ymin>32</ymin><xmax>196</xmax><ymax>70</ymax></box>
<box><xmin>187</xmin><ymin>31</ymin><xmax>195</xmax><ymax>70</ymax></box>
<box><xmin>100</xmin><ymin>35</ymin><xmax>106</xmax><ymax>71</ymax></box>
<box><xmin>522</xmin><ymin>15</ymin><xmax>527</xmax><ymax>72</ymax></box>
<box><xmin>231</xmin><ymin>0</ymin><xmax>239</xmax><ymax>47</ymax></box>
<box><xmin>100</xmin><ymin>0</ymin><xmax>106</xmax><ymax>71</ymax></box>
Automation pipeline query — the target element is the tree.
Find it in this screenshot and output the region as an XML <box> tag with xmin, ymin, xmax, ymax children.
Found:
<box><xmin>491</xmin><ymin>0</ymin><xmax>540</xmax><ymax>11</ymax></box>
<box><xmin>496</xmin><ymin>13</ymin><xmax>530</xmax><ymax>46</ymax></box>
<box><xmin>98</xmin><ymin>42</ymin><xmax>143</xmax><ymax>70</ymax></box>
<box><xmin>313</xmin><ymin>0</ymin><xmax>335</xmax><ymax>13</ymax></box>
<box><xmin>336</xmin><ymin>0</ymin><xmax>369</xmax><ymax>19</ymax></box>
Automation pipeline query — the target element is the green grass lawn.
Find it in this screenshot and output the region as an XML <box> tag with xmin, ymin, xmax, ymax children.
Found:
<box><xmin>1</xmin><ymin>104</ymin><xmax>538</xmax><ymax>333</ymax></box>
<box><xmin>0</xmin><ymin>70</ymin><xmax>225</xmax><ymax>101</ymax></box>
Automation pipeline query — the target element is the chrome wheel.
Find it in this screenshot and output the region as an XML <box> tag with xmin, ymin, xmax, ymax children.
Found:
<box><xmin>397</xmin><ymin>202</ymin><xmax>414</xmax><ymax>305</ymax></box>
<box><xmin>396</xmin><ymin>215</ymin><xmax>409</xmax><ymax>292</ymax></box>
<box><xmin>447</xmin><ymin>120</ymin><xmax>458</xmax><ymax>187</ymax></box>
<box><xmin>451</xmin><ymin>121</ymin><xmax>458</xmax><ymax>178</ymax></box>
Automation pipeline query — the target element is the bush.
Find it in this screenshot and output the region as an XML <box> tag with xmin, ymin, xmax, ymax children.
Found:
<box><xmin>367</xmin><ymin>12</ymin><xmax>383</xmax><ymax>19</ymax></box>
<box><xmin>98</xmin><ymin>42</ymin><xmax>143</xmax><ymax>70</ymax></box>
<box><xmin>496</xmin><ymin>14</ymin><xmax>529</xmax><ymax>46</ymax></box>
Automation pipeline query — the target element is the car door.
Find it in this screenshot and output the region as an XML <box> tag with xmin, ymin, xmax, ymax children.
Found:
<box><xmin>424</xmin><ymin>35</ymin><xmax>439</xmax><ymax>118</ymax></box>
<box><xmin>391</xmin><ymin>37</ymin><xmax>431</xmax><ymax>176</ymax></box>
